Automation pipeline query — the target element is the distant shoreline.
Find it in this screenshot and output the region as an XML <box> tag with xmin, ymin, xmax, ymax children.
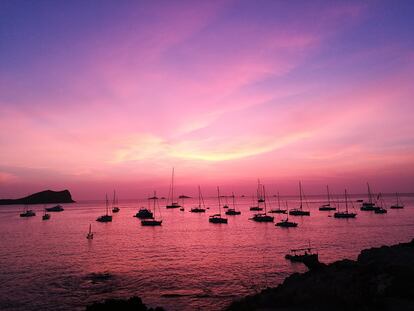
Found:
<box><xmin>0</xmin><ymin>189</ymin><xmax>75</xmax><ymax>205</ymax></box>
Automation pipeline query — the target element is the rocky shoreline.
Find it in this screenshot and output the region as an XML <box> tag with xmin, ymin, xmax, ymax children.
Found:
<box><xmin>84</xmin><ymin>239</ymin><xmax>414</xmax><ymax>310</ymax></box>
<box><xmin>226</xmin><ymin>239</ymin><xmax>414</xmax><ymax>310</ymax></box>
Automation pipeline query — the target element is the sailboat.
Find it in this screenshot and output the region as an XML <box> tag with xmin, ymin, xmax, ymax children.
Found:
<box><xmin>374</xmin><ymin>193</ymin><xmax>387</xmax><ymax>214</ymax></box>
<box><xmin>269</xmin><ymin>192</ymin><xmax>287</xmax><ymax>213</ymax></box>
<box><xmin>249</xmin><ymin>192</ymin><xmax>263</xmax><ymax>211</ymax></box>
<box><xmin>390</xmin><ymin>192</ymin><xmax>404</xmax><ymax>209</ymax></box>
<box><xmin>222</xmin><ymin>195</ymin><xmax>229</xmax><ymax>208</ymax></box>
<box><xmin>319</xmin><ymin>185</ymin><xmax>336</xmax><ymax>211</ymax></box>
<box><xmin>209</xmin><ymin>187</ymin><xmax>228</xmax><ymax>223</ymax></box>
<box><xmin>86</xmin><ymin>224</ymin><xmax>94</xmax><ymax>239</ymax></box>
<box><xmin>112</xmin><ymin>190</ymin><xmax>120</xmax><ymax>213</ymax></box>
<box><xmin>289</xmin><ymin>182</ymin><xmax>311</xmax><ymax>216</ymax></box>
<box><xmin>135</xmin><ymin>196</ymin><xmax>154</xmax><ymax>219</ymax></box>
<box><xmin>257</xmin><ymin>179</ymin><xmax>265</xmax><ymax>202</ymax></box>
<box><xmin>190</xmin><ymin>186</ymin><xmax>206</xmax><ymax>213</ymax></box>
<box><xmin>226</xmin><ymin>192</ymin><xmax>241</xmax><ymax>215</ymax></box>
<box><xmin>166</xmin><ymin>168</ymin><xmax>181</xmax><ymax>209</ymax></box>
<box><xmin>141</xmin><ymin>191</ymin><xmax>162</xmax><ymax>226</ymax></box>
<box><xmin>96</xmin><ymin>194</ymin><xmax>112</xmax><ymax>222</ymax></box>
<box><xmin>42</xmin><ymin>207</ymin><xmax>51</xmax><ymax>220</ymax></box>
<box><xmin>179</xmin><ymin>196</ymin><xmax>185</xmax><ymax>211</ymax></box>
<box><xmin>20</xmin><ymin>203</ymin><xmax>36</xmax><ymax>217</ymax></box>
<box><xmin>276</xmin><ymin>201</ymin><xmax>298</xmax><ymax>227</ymax></box>
<box><xmin>360</xmin><ymin>183</ymin><xmax>377</xmax><ymax>211</ymax></box>
<box><xmin>251</xmin><ymin>185</ymin><xmax>274</xmax><ymax>222</ymax></box>
<box><xmin>334</xmin><ymin>190</ymin><xmax>357</xmax><ymax>218</ymax></box>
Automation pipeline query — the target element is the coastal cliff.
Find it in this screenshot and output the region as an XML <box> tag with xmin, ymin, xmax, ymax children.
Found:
<box><xmin>0</xmin><ymin>189</ymin><xmax>75</xmax><ymax>205</ymax></box>
<box><xmin>227</xmin><ymin>239</ymin><xmax>414</xmax><ymax>310</ymax></box>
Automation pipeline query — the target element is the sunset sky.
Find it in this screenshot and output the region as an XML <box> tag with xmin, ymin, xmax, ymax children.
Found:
<box><xmin>1</xmin><ymin>1</ymin><xmax>414</xmax><ymax>199</ymax></box>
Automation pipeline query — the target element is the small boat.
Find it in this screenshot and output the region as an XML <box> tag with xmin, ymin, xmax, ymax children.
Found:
<box><xmin>135</xmin><ymin>207</ymin><xmax>154</xmax><ymax>219</ymax></box>
<box><xmin>276</xmin><ymin>202</ymin><xmax>297</xmax><ymax>227</ymax></box>
<box><xmin>86</xmin><ymin>224</ymin><xmax>94</xmax><ymax>239</ymax></box>
<box><xmin>142</xmin><ymin>191</ymin><xmax>162</xmax><ymax>226</ymax></box>
<box><xmin>209</xmin><ymin>187</ymin><xmax>228</xmax><ymax>224</ymax></box>
<box><xmin>360</xmin><ymin>183</ymin><xmax>377</xmax><ymax>211</ymax></box>
<box><xmin>20</xmin><ymin>204</ymin><xmax>36</xmax><ymax>217</ymax></box>
<box><xmin>45</xmin><ymin>204</ymin><xmax>64</xmax><ymax>212</ymax></box>
<box><xmin>225</xmin><ymin>192</ymin><xmax>241</xmax><ymax>215</ymax></box>
<box><xmin>319</xmin><ymin>185</ymin><xmax>336</xmax><ymax>211</ymax></box>
<box><xmin>111</xmin><ymin>190</ymin><xmax>120</xmax><ymax>213</ymax></box>
<box><xmin>289</xmin><ymin>182</ymin><xmax>311</xmax><ymax>216</ymax></box>
<box><xmin>390</xmin><ymin>192</ymin><xmax>404</xmax><ymax>209</ymax></box>
<box><xmin>166</xmin><ymin>168</ymin><xmax>181</xmax><ymax>209</ymax></box>
<box><xmin>356</xmin><ymin>199</ymin><xmax>364</xmax><ymax>203</ymax></box>
<box><xmin>334</xmin><ymin>190</ymin><xmax>357</xmax><ymax>218</ymax></box>
<box><xmin>251</xmin><ymin>185</ymin><xmax>274</xmax><ymax>222</ymax></box>
<box><xmin>42</xmin><ymin>208</ymin><xmax>51</xmax><ymax>220</ymax></box>
<box><xmin>285</xmin><ymin>247</ymin><xmax>318</xmax><ymax>263</ymax></box>
<box><xmin>269</xmin><ymin>192</ymin><xmax>287</xmax><ymax>214</ymax></box>
<box><xmin>374</xmin><ymin>193</ymin><xmax>387</xmax><ymax>214</ymax></box>
<box><xmin>96</xmin><ymin>194</ymin><xmax>112</xmax><ymax>222</ymax></box>
<box><xmin>190</xmin><ymin>186</ymin><xmax>207</xmax><ymax>213</ymax></box>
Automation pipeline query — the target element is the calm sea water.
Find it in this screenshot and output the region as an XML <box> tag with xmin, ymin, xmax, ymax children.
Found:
<box><xmin>0</xmin><ymin>194</ymin><xmax>413</xmax><ymax>311</ymax></box>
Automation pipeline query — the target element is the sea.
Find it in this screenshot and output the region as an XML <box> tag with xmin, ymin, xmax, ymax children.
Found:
<box><xmin>0</xmin><ymin>194</ymin><xmax>413</xmax><ymax>311</ymax></box>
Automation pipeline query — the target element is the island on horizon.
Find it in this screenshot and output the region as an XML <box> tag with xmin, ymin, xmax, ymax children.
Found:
<box><xmin>0</xmin><ymin>189</ymin><xmax>75</xmax><ymax>205</ymax></box>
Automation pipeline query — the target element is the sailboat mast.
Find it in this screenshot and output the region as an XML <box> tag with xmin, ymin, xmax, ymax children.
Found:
<box><xmin>217</xmin><ymin>187</ymin><xmax>221</xmax><ymax>215</ymax></box>
<box><xmin>345</xmin><ymin>189</ymin><xmax>348</xmax><ymax>213</ymax></box>
<box><xmin>198</xmin><ymin>185</ymin><xmax>201</xmax><ymax>208</ymax></box>
<box><xmin>277</xmin><ymin>191</ymin><xmax>281</xmax><ymax>209</ymax></box>
<box><xmin>113</xmin><ymin>190</ymin><xmax>116</xmax><ymax>207</ymax></box>
<box><xmin>105</xmin><ymin>194</ymin><xmax>109</xmax><ymax>216</ymax></box>
<box><xmin>299</xmin><ymin>182</ymin><xmax>303</xmax><ymax>210</ymax></box>
<box><xmin>171</xmin><ymin>168</ymin><xmax>175</xmax><ymax>203</ymax></box>
<box><xmin>263</xmin><ymin>185</ymin><xmax>267</xmax><ymax>214</ymax></box>
<box><xmin>153</xmin><ymin>191</ymin><xmax>156</xmax><ymax>211</ymax></box>
<box><xmin>232</xmin><ymin>192</ymin><xmax>236</xmax><ymax>209</ymax></box>
<box><xmin>367</xmin><ymin>183</ymin><xmax>372</xmax><ymax>204</ymax></box>
<box><xmin>327</xmin><ymin>185</ymin><xmax>330</xmax><ymax>205</ymax></box>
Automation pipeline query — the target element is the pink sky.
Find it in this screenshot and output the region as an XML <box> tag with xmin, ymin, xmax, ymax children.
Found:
<box><xmin>1</xmin><ymin>1</ymin><xmax>414</xmax><ymax>199</ymax></box>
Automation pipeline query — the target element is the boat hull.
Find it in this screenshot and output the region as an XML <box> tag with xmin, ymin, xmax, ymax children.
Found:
<box><xmin>209</xmin><ymin>217</ymin><xmax>228</xmax><ymax>224</ymax></box>
<box><xmin>289</xmin><ymin>210</ymin><xmax>310</xmax><ymax>216</ymax></box>
<box><xmin>276</xmin><ymin>221</ymin><xmax>297</xmax><ymax>227</ymax></box>
<box><xmin>141</xmin><ymin>219</ymin><xmax>162</xmax><ymax>226</ymax></box>
<box><xmin>190</xmin><ymin>208</ymin><xmax>205</xmax><ymax>213</ymax></box>
<box><xmin>96</xmin><ymin>215</ymin><xmax>112</xmax><ymax>222</ymax></box>
<box><xmin>334</xmin><ymin>212</ymin><xmax>356</xmax><ymax>218</ymax></box>
<box><xmin>269</xmin><ymin>209</ymin><xmax>287</xmax><ymax>214</ymax></box>
<box><xmin>319</xmin><ymin>206</ymin><xmax>336</xmax><ymax>211</ymax></box>
<box><xmin>251</xmin><ymin>215</ymin><xmax>274</xmax><ymax>222</ymax></box>
<box><xmin>249</xmin><ymin>207</ymin><xmax>263</xmax><ymax>211</ymax></box>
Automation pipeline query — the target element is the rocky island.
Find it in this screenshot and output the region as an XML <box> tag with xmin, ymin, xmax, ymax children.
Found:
<box><xmin>0</xmin><ymin>189</ymin><xmax>75</xmax><ymax>205</ymax></box>
<box><xmin>227</xmin><ymin>239</ymin><xmax>414</xmax><ymax>310</ymax></box>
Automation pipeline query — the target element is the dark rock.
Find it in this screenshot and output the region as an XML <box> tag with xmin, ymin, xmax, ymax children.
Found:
<box><xmin>227</xmin><ymin>239</ymin><xmax>414</xmax><ymax>311</ymax></box>
<box><xmin>0</xmin><ymin>189</ymin><xmax>75</xmax><ymax>205</ymax></box>
<box><xmin>85</xmin><ymin>296</ymin><xmax>164</xmax><ymax>311</ymax></box>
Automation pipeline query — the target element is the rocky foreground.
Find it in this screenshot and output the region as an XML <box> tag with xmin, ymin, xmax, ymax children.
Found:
<box><xmin>86</xmin><ymin>296</ymin><xmax>164</xmax><ymax>311</ymax></box>
<box><xmin>227</xmin><ymin>239</ymin><xmax>414</xmax><ymax>310</ymax></box>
